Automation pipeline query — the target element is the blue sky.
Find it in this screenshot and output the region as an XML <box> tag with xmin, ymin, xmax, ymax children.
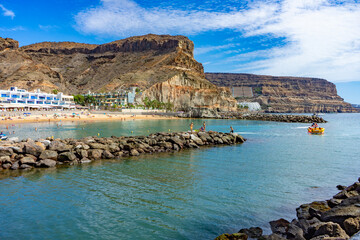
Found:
<box><xmin>1</xmin><ymin>0</ymin><xmax>360</xmax><ymax>103</ymax></box>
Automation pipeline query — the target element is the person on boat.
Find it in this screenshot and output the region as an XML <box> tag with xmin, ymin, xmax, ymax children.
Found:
<box><xmin>311</xmin><ymin>122</ymin><xmax>318</xmax><ymax>128</ymax></box>
<box><xmin>230</xmin><ymin>126</ymin><xmax>234</xmax><ymax>133</ymax></box>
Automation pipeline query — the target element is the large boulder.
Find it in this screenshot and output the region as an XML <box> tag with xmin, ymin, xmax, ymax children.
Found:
<box><xmin>343</xmin><ymin>217</ymin><xmax>360</xmax><ymax>236</ymax></box>
<box><xmin>198</xmin><ymin>132</ymin><xmax>212</xmax><ymax>142</ymax></box>
<box><xmin>321</xmin><ymin>204</ymin><xmax>360</xmax><ymax>224</ymax></box>
<box><xmin>169</xmin><ymin>137</ymin><xmax>184</xmax><ymax>148</ymax></box>
<box><xmin>89</xmin><ymin>143</ymin><xmax>108</xmax><ymax>150</ymax></box>
<box><xmin>24</xmin><ymin>142</ymin><xmax>44</xmax><ymax>157</ymax></box>
<box><xmin>108</xmin><ymin>143</ymin><xmax>120</xmax><ymax>152</ymax></box>
<box><xmin>159</xmin><ymin>142</ymin><xmax>173</xmax><ymax>149</ymax></box>
<box><xmin>88</xmin><ymin>149</ymin><xmax>103</xmax><ymax>159</ymax></box>
<box><xmin>10</xmin><ymin>161</ymin><xmax>19</xmax><ymax>170</ymax></box>
<box><xmin>102</xmin><ymin>150</ymin><xmax>114</xmax><ymax>159</ymax></box>
<box><xmin>49</xmin><ymin>140</ymin><xmax>72</xmax><ymax>152</ymax></box>
<box><xmin>309</xmin><ymin>222</ymin><xmax>348</xmax><ymax>239</ymax></box>
<box><xmin>270</xmin><ymin>218</ymin><xmax>290</xmax><ymax>237</ymax></box>
<box><xmin>58</xmin><ymin>152</ymin><xmax>77</xmax><ymax>162</ymax></box>
<box><xmin>238</xmin><ymin>227</ymin><xmax>262</xmax><ymax>238</ymax></box>
<box><xmin>20</xmin><ymin>156</ymin><xmax>36</xmax><ymax>165</ymax></box>
<box><xmin>0</xmin><ymin>147</ymin><xmax>14</xmax><ymax>157</ymax></box>
<box><xmin>37</xmin><ymin>159</ymin><xmax>57</xmax><ymax>168</ymax></box>
<box><xmin>190</xmin><ymin>134</ymin><xmax>204</xmax><ymax>145</ymax></box>
<box><xmin>286</xmin><ymin>220</ymin><xmax>305</xmax><ymax>240</ymax></box>
<box><xmin>130</xmin><ymin>149</ymin><xmax>140</xmax><ymax>156</ymax></box>
<box><xmin>0</xmin><ymin>156</ymin><xmax>11</xmax><ymax>163</ymax></box>
<box><xmin>39</xmin><ymin>150</ymin><xmax>58</xmax><ymax>160</ymax></box>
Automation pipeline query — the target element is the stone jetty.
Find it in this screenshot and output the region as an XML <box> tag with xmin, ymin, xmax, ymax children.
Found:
<box><xmin>0</xmin><ymin>131</ymin><xmax>245</xmax><ymax>170</ymax></box>
<box><xmin>235</xmin><ymin>113</ymin><xmax>327</xmax><ymax>123</ymax></box>
<box><xmin>179</xmin><ymin>109</ymin><xmax>327</xmax><ymax>123</ymax></box>
<box><xmin>216</xmin><ymin>179</ymin><xmax>360</xmax><ymax>240</ymax></box>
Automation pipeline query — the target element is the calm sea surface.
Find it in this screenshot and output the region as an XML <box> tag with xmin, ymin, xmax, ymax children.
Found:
<box><xmin>0</xmin><ymin>114</ymin><xmax>359</xmax><ymax>240</ymax></box>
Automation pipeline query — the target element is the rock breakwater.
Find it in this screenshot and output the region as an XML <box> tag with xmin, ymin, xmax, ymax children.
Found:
<box><xmin>236</xmin><ymin>113</ymin><xmax>327</xmax><ymax>123</ymax></box>
<box><xmin>216</xmin><ymin>179</ymin><xmax>360</xmax><ymax>240</ymax></box>
<box><xmin>0</xmin><ymin>131</ymin><xmax>245</xmax><ymax>171</ymax></box>
<box><xmin>179</xmin><ymin>110</ymin><xmax>327</xmax><ymax>123</ymax></box>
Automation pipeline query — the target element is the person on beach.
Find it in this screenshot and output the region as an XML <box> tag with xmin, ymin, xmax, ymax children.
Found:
<box><xmin>230</xmin><ymin>126</ymin><xmax>234</xmax><ymax>133</ymax></box>
<box><xmin>190</xmin><ymin>122</ymin><xmax>194</xmax><ymax>133</ymax></box>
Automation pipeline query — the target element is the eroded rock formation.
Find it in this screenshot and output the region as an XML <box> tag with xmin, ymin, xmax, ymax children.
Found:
<box><xmin>206</xmin><ymin>73</ymin><xmax>354</xmax><ymax>113</ymax></box>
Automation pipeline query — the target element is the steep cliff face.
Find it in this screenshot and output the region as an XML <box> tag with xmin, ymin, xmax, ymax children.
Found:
<box><xmin>142</xmin><ymin>73</ymin><xmax>237</xmax><ymax>111</ymax></box>
<box><xmin>0</xmin><ymin>34</ymin><xmax>235</xmax><ymax>111</ymax></box>
<box><xmin>0</xmin><ymin>37</ymin><xmax>65</xmax><ymax>92</ymax></box>
<box><xmin>206</xmin><ymin>73</ymin><xmax>354</xmax><ymax>113</ymax></box>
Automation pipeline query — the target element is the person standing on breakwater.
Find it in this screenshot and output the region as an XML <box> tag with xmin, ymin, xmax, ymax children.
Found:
<box><xmin>230</xmin><ymin>126</ymin><xmax>234</xmax><ymax>133</ymax></box>
<box><xmin>190</xmin><ymin>122</ymin><xmax>194</xmax><ymax>133</ymax></box>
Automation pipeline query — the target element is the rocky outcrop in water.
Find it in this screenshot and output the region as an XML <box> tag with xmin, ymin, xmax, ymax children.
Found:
<box><xmin>216</xmin><ymin>179</ymin><xmax>360</xmax><ymax>240</ymax></box>
<box><xmin>206</xmin><ymin>73</ymin><xmax>354</xmax><ymax>113</ymax></box>
<box><xmin>0</xmin><ymin>131</ymin><xmax>245</xmax><ymax>171</ymax></box>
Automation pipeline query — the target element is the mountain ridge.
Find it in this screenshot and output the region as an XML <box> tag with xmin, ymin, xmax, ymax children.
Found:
<box><xmin>205</xmin><ymin>72</ymin><xmax>354</xmax><ymax>113</ymax></box>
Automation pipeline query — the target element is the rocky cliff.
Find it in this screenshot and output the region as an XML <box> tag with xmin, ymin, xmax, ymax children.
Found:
<box><xmin>0</xmin><ymin>37</ymin><xmax>65</xmax><ymax>92</ymax></box>
<box><xmin>206</xmin><ymin>73</ymin><xmax>354</xmax><ymax>113</ymax></box>
<box><xmin>0</xmin><ymin>35</ymin><xmax>236</xmax><ymax>111</ymax></box>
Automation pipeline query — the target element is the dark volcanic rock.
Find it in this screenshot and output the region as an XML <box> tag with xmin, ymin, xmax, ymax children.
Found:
<box><xmin>239</xmin><ymin>227</ymin><xmax>263</xmax><ymax>238</ymax></box>
<box><xmin>269</xmin><ymin>219</ymin><xmax>290</xmax><ymax>237</ymax></box>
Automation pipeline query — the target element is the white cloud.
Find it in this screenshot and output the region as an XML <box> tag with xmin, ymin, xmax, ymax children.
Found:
<box><xmin>74</xmin><ymin>0</ymin><xmax>360</xmax><ymax>83</ymax></box>
<box><xmin>235</xmin><ymin>0</ymin><xmax>360</xmax><ymax>82</ymax></box>
<box><xmin>0</xmin><ymin>26</ymin><xmax>25</xmax><ymax>31</ymax></box>
<box><xmin>195</xmin><ymin>43</ymin><xmax>240</xmax><ymax>55</ymax></box>
<box><xmin>74</xmin><ymin>0</ymin><xmax>277</xmax><ymax>36</ymax></box>
<box><xmin>0</xmin><ymin>4</ymin><xmax>15</xmax><ymax>19</ymax></box>
<box><xmin>39</xmin><ymin>25</ymin><xmax>59</xmax><ymax>31</ymax></box>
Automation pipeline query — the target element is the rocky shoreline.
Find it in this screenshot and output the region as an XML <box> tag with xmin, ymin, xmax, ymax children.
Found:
<box><xmin>216</xmin><ymin>179</ymin><xmax>360</xmax><ymax>240</ymax></box>
<box><xmin>0</xmin><ymin>131</ymin><xmax>245</xmax><ymax>171</ymax></box>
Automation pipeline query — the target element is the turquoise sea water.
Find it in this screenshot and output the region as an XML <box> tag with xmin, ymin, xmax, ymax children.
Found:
<box><xmin>0</xmin><ymin>114</ymin><xmax>359</xmax><ymax>240</ymax></box>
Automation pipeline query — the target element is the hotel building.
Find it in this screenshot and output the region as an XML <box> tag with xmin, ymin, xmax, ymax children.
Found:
<box><xmin>0</xmin><ymin>87</ymin><xmax>75</xmax><ymax>110</ymax></box>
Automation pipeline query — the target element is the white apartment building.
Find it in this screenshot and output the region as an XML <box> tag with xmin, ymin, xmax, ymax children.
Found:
<box><xmin>0</xmin><ymin>87</ymin><xmax>75</xmax><ymax>110</ymax></box>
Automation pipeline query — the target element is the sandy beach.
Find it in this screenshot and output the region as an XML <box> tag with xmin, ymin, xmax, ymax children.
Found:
<box><xmin>0</xmin><ymin>110</ymin><xmax>178</xmax><ymax>125</ymax></box>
